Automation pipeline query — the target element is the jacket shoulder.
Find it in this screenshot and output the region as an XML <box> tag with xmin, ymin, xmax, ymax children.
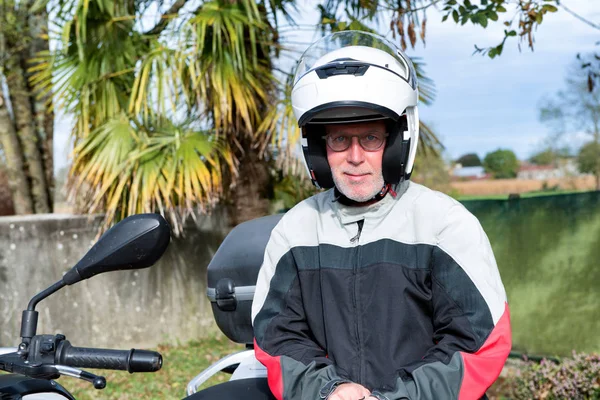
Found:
<box><xmin>406</xmin><ymin>182</ymin><xmax>471</xmax><ymax>216</ymax></box>
<box><xmin>400</xmin><ymin>182</ymin><xmax>483</xmax><ymax>241</ymax></box>
<box><xmin>279</xmin><ymin>189</ymin><xmax>333</xmax><ymax>226</ymax></box>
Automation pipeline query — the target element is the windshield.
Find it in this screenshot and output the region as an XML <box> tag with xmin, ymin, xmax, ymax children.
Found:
<box><xmin>293</xmin><ymin>31</ymin><xmax>415</xmax><ymax>88</ymax></box>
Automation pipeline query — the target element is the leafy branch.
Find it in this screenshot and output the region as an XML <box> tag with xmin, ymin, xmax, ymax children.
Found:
<box><xmin>441</xmin><ymin>0</ymin><xmax>560</xmax><ymax>58</ymax></box>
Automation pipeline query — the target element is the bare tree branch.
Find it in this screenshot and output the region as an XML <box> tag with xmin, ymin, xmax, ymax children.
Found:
<box><xmin>382</xmin><ymin>0</ymin><xmax>444</xmax><ymax>13</ymax></box>
<box><xmin>559</xmin><ymin>1</ymin><xmax>600</xmax><ymax>31</ymax></box>
<box><xmin>144</xmin><ymin>0</ymin><xmax>189</xmax><ymax>36</ymax></box>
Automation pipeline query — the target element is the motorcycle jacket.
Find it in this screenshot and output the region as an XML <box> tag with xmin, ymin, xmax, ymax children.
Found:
<box><xmin>251</xmin><ymin>181</ymin><xmax>512</xmax><ymax>400</ymax></box>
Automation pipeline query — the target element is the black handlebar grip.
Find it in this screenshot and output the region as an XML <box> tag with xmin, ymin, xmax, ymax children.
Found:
<box><xmin>58</xmin><ymin>345</ymin><xmax>162</xmax><ymax>373</ymax></box>
<box><xmin>127</xmin><ymin>349</ymin><xmax>163</xmax><ymax>373</ymax></box>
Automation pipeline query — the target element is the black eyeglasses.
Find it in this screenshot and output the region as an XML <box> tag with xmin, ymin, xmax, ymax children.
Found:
<box><xmin>322</xmin><ymin>132</ymin><xmax>389</xmax><ymax>152</ymax></box>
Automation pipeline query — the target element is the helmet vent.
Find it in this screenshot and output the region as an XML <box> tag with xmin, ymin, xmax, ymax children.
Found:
<box><xmin>315</xmin><ymin>62</ymin><xmax>370</xmax><ymax>79</ymax></box>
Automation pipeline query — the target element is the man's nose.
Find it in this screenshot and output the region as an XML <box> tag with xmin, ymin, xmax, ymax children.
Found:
<box><xmin>346</xmin><ymin>137</ymin><xmax>365</xmax><ymax>165</ymax></box>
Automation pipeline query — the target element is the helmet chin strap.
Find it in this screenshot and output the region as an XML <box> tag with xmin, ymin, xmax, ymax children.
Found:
<box><xmin>332</xmin><ymin>183</ymin><xmax>398</xmax><ymax>207</ymax></box>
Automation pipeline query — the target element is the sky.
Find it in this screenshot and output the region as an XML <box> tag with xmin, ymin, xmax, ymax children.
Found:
<box><xmin>405</xmin><ymin>0</ymin><xmax>600</xmax><ymax>161</ymax></box>
<box><xmin>52</xmin><ymin>0</ymin><xmax>600</xmax><ymax>172</ymax></box>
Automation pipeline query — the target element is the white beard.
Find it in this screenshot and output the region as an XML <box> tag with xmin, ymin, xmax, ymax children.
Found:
<box><xmin>331</xmin><ymin>168</ymin><xmax>385</xmax><ymax>202</ymax></box>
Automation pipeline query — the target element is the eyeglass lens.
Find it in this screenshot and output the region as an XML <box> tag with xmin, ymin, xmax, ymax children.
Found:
<box><xmin>326</xmin><ymin>133</ymin><xmax>387</xmax><ymax>151</ymax></box>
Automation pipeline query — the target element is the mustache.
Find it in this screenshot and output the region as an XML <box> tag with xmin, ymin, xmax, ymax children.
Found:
<box><xmin>330</xmin><ymin>166</ymin><xmax>374</xmax><ymax>175</ymax></box>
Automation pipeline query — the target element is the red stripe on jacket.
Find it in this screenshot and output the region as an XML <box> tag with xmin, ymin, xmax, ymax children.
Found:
<box><xmin>458</xmin><ymin>303</ymin><xmax>512</xmax><ymax>400</ymax></box>
<box><xmin>254</xmin><ymin>339</ymin><xmax>283</xmax><ymax>400</ymax></box>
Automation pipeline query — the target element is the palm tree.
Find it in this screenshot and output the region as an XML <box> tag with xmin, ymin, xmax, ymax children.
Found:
<box><xmin>36</xmin><ymin>0</ymin><xmax>270</xmax><ymax>233</ymax></box>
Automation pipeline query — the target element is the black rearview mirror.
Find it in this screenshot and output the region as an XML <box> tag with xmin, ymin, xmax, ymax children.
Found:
<box><xmin>62</xmin><ymin>213</ymin><xmax>171</xmax><ymax>285</ymax></box>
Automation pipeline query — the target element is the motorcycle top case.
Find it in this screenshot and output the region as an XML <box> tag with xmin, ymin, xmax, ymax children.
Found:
<box><xmin>207</xmin><ymin>214</ymin><xmax>283</xmax><ymax>344</ymax></box>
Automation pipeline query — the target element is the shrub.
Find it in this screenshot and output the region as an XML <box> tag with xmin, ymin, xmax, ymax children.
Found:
<box><xmin>483</xmin><ymin>149</ymin><xmax>519</xmax><ymax>179</ymax></box>
<box><xmin>510</xmin><ymin>352</ymin><xmax>600</xmax><ymax>399</ymax></box>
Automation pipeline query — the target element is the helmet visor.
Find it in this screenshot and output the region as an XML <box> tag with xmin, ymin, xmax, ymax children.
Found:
<box><xmin>293</xmin><ymin>31</ymin><xmax>416</xmax><ymax>88</ymax></box>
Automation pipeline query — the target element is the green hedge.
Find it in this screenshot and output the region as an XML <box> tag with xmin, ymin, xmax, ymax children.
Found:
<box><xmin>462</xmin><ymin>191</ymin><xmax>600</xmax><ymax>356</ymax></box>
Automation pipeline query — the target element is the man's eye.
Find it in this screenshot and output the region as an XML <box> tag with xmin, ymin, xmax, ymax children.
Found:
<box><xmin>365</xmin><ymin>134</ymin><xmax>384</xmax><ymax>142</ymax></box>
<box><xmin>332</xmin><ymin>136</ymin><xmax>348</xmax><ymax>143</ymax></box>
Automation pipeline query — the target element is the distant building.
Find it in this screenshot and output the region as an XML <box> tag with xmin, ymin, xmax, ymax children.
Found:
<box><xmin>451</xmin><ymin>165</ymin><xmax>490</xmax><ymax>181</ymax></box>
<box><xmin>517</xmin><ymin>163</ymin><xmax>557</xmax><ymax>180</ymax></box>
<box><xmin>517</xmin><ymin>159</ymin><xmax>582</xmax><ymax>180</ymax></box>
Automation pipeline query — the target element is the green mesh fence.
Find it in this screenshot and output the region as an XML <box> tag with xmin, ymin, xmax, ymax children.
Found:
<box><xmin>462</xmin><ymin>191</ymin><xmax>600</xmax><ymax>357</ymax></box>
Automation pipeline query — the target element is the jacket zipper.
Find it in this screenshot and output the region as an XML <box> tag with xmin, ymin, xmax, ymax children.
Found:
<box><xmin>350</xmin><ymin>219</ymin><xmax>364</xmax><ymax>384</ymax></box>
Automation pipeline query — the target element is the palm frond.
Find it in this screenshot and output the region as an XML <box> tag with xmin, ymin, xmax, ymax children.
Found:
<box><xmin>257</xmin><ymin>71</ymin><xmax>300</xmax><ymax>169</ymax></box>
<box><xmin>68</xmin><ymin>114</ymin><xmax>227</xmax><ymax>235</ymax></box>
<box><xmin>418</xmin><ymin>120</ymin><xmax>444</xmax><ymax>156</ymax></box>
<box><xmin>189</xmin><ymin>1</ymin><xmax>275</xmax><ymax>138</ymax></box>
<box><xmin>411</xmin><ymin>57</ymin><xmax>436</xmax><ymax>106</ymax></box>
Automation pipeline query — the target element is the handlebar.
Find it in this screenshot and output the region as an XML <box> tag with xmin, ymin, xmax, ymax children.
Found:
<box><xmin>56</xmin><ymin>343</ymin><xmax>162</xmax><ymax>373</ymax></box>
<box><xmin>0</xmin><ymin>336</ymin><xmax>162</xmax><ymax>390</ymax></box>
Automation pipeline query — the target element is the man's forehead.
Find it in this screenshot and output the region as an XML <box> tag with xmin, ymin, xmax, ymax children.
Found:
<box><xmin>324</xmin><ymin>120</ymin><xmax>386</xmax><ymax>134</ymax></box>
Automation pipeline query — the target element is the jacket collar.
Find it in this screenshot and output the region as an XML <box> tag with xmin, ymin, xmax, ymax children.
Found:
<box><xmin>331</xmin><ymin>180</ymin><xmax>410</xmax><ymax>225</ymax></box>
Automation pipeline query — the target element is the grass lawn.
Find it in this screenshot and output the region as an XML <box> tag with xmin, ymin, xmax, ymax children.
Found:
<box><xmin>456</xmin><ymin>188</ymin><xmax>594</xmax><ymax>201</ymax></box>
<box><xmin>67</xmin><ymin>335</ymin><xmax>243</xmax><ymax>399</ymax></box>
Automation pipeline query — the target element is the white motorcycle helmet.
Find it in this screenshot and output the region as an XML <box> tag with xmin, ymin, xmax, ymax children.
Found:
<box><xmin>292</xmin><ymin>30</ymin><xmax>420</xmax><ymax>189</ymax></box>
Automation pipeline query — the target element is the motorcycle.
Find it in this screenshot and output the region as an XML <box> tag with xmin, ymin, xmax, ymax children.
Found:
<box><xmin>0</xmin><ymin>213</ymin><xmax>170</xmax><ymax>399</ymax></box>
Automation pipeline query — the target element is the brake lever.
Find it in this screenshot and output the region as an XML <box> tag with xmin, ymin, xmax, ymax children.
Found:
<box><xmin>55</xmin><ymin>365</ymin><xmax>107</xmax><ymax>389</ymax></box>
<box><xmin>0</xmin><ymin>352</ymin><xmax>106</xmax><ymax>390</ymax></box>
<box><xmin>0</xmin><ymin>352</ymin><xmax>59</xmax><ymax>380</ymax></box>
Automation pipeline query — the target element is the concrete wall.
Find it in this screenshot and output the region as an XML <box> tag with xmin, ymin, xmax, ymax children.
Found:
<box><xmin>0</xmin><ymin>211</ymin><xmax>229</xmax><ymax>349</ymax></box>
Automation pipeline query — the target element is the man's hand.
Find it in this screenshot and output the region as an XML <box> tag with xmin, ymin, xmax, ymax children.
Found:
<box><xmin>328</xmin><ymin>382</ymin><xmax>371</xmax><ymax>400</ymax></box>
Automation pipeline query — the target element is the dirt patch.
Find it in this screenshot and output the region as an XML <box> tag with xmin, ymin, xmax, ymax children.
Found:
<box><xmin>451</xmin><ymin>176</ymin><xmax>597</xmax><ymax>196</ymax></box>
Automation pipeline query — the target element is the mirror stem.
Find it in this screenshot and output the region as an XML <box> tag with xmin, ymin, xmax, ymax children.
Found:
<box><xmin>21</xmin><ymin>280</ymin><xmax>66</xmax><ymax>343</ymax></box>
<box><xmin>27</xmin><ymin>280</ymin><xmax>66</xmax><ymax>311</ymax></box>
